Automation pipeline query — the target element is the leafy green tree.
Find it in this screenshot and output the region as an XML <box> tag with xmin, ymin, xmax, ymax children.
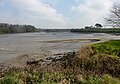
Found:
<box><xmin>95</xmin><ymin>23</ymin><xmax>102</xmax><ymax>28</ymax></box>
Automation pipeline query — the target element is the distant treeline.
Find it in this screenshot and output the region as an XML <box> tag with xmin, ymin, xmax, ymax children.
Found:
<box><xmin>0</xmin><ymin>23</ymin><xmax>38</xmax><ymax>34</ymax></box>
<box><xmin>41</xmin><ymin>29</ymin><xmax>71</xmax><ymax>32</ymax></box>
<box><xmin>70</xmin><ymin>28</ymin><xmax>120</xmax><ymax>33</ymax></box>
<box><xmin>40</xmin><ymin>28</ymin><xmax>120</xmax><ymax>33</ymax></box>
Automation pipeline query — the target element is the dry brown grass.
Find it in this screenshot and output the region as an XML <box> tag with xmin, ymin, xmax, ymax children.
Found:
<box><xmin>75</xmin><ymin>44</ymin><xmax>120</xmax><ymax>77</ymax></box>
<box><xmin>76</xmin><ymin>45</ymin><xmax>94</xmax><ymax>60</ymax></box>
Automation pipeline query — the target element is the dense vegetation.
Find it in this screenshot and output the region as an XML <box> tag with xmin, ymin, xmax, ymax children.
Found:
<box><xmin>1</xmin><ymin>70</ymin><xmax>120</xmax><ymax>84</ymax></box>
<box><xmin>0</xmin><ymin>40</ymin><xmax>120</xmax><ymax>84</ymax></box>
<box><xmin>71</xmin><ymin>28</ymin><xmax>120</xmax><ymax>33</ymax></box>
<box><xmin>0</xmin><ymin>23</ymin><xmax>38</xmax><ymax>34</ymax></box>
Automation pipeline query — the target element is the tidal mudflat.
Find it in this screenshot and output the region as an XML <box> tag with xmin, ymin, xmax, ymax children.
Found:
<box><xmin>0</xmin><ymin>32</ymin><xmax>119</xmax><ymax>64</ymax></box>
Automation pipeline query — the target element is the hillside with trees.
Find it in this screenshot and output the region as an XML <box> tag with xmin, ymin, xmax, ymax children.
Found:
<box><xmin>0</xmin><ymin>23</ymin><xmax>38</xmax><ymax>34</ymax></box>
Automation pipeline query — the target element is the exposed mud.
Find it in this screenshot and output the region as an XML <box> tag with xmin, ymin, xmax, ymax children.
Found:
<box><xmin>0</xmin><ymin>32</ymin><xmax>119</xmax><ymax>65</ymax></box>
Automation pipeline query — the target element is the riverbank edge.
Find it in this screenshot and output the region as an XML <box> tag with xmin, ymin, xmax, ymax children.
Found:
<box><xmin>0</xmin><ymin>40</ymin><xmax>120</xmax><ymax>83</ymax></box>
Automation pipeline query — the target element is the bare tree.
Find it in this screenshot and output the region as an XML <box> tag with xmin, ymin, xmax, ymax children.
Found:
<box><xmin>105</xmin><ymin>3</ymin><xmax>120</xmax><ymax>27</ymax></box>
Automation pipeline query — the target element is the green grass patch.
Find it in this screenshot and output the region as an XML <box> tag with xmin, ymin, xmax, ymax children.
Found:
<box><xmin>92</xmin><ymin>40</ymin><xmax>120</xmax><ymax>58</ymax></box>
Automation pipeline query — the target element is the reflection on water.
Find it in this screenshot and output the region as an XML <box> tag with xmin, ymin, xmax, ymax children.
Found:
<box><xmin>0</xmin><ymin>32</ymin><xmax>119</xmax><ymax>63</ymax></box>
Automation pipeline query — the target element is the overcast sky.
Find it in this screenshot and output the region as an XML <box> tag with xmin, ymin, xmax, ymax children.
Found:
<box><xmin>0</xmin><ymin>0</ymin><xmax>118</xmax><ymax>28</ymax></box>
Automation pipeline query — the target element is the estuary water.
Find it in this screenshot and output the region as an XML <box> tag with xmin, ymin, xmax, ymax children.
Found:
<box><xmin>0</xmin><ymin>32</ymin><xmax>120</xmax><ymax>63</ymax></box>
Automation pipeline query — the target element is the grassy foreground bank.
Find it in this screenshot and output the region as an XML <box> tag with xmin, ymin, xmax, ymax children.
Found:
<box><xmin>0</xmin><ymin>40</ymin><xmax>120</xmax><ymax>84</ymax></box>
